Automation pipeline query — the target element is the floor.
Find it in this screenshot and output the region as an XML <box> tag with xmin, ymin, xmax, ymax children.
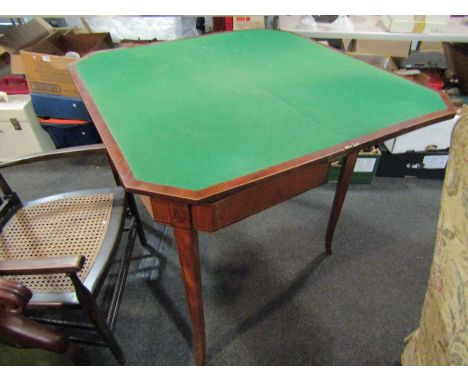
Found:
<box><xmin>1</xmin><ymin>151</ymin><xmax>443</xmax><ymax>365</ymax></box>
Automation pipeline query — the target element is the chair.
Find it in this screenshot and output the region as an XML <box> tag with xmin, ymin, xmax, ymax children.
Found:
<box><xmin>0</xmin><ymin>144</ymin><xmax>151</xmax><ymax>365</ymax></box>
<box><xmin>401</xmin><ymin>112</ymin><xmax>468</xmax><ymax>365</ymax></box>
<box><xmin>0</xmin><ymin>278</ymin><xmax>88</xmax><ymax>365</ymax></box>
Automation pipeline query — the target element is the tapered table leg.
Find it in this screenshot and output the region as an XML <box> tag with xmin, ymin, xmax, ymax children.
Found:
<box><xmin>325</xmin><ymin>150</ymin><xmax>359</xmax><ymax>255</ymax></box>
<box><xmin>173</xmin><ymin>227</ymin><xmax>206</xmax><ymax>366</ymax></box>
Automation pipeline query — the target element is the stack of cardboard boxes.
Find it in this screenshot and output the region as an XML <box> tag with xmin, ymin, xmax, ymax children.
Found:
<box><xmin>0</xmin><ymin>18</ymin><xmax>113</xmax><ymax>154</ymax></box>
<box><xmin>0</xmin><ymin>19</ymin><xmax>55</xmax><ymax>161</ymax></box>
<box><xmin>380</xmin><ymin>15</ymin><xmax>450</xmax><ymax>34</ymax></box>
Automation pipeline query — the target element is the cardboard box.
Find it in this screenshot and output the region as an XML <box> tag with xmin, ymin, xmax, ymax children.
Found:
<box><xmin>380</xmin><ymin>15</ymin><xmax>449</xmax><ymax>34</ymax></box>
<box><xmin>344</xmin><ymin>38</ymin><xmax>411</xmax><ymax>58</ymax></box>
<box><xmin>0</xmin><ymin>18</ymin><xmax>53</xmax><ymax>74</ymax></box>
<box><xmin>233</xmin><ymin>16</ymin><xmax>265</xmax><ymax>31</ymax></box>
<box><xmin>21</xmin><ymin>32</ymin><xmax>113</xmax><ymax>97</ymax></box>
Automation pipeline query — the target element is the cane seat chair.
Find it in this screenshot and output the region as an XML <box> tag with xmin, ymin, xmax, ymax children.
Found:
<box><xmin>0</xmin><ymin>144</ymin><xmax>150</xmax><ymax>365</ymax></box>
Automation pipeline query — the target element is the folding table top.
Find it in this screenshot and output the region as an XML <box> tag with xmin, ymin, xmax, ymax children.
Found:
<box><xmin>73</xmin><ymin>29</ymin><xmax>453</xmax><ymax>199</ymax></box>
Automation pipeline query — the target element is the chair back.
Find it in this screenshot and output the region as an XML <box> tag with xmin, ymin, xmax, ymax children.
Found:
<box><xmin>0</xmin><ymin>173</ymin><xmax>22</xmax><ymax>232</ymax></box>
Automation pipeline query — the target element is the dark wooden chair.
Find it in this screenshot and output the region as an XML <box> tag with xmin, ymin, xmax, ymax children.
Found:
<box><xmin>0</xmin><ymin>278</ymin><xmax>89</xmax><ymax>365</ymax></box>
<box><xmin>0</xmin><ymin>144</ymin><xmax>151</xmax><ymax>365</ymax></box>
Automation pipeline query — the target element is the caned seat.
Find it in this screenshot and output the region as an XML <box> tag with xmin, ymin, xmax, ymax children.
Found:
<box><xmin>1</xmin><ymin>188</ymin><xmax>125</xmax><ymax>306</ymax></box>
<box><xmin>0</xmin><ymin>144</ymin><xmax>154</xmax><ymax>365</ymax></box>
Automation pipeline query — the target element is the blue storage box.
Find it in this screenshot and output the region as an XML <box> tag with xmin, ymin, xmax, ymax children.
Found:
<box><xmin>40</xmin><ymin>119</ymin><xmax>102</xmax><ymax>148</ymax></box>
<box><xmin>31</xmin><ymin>93</ymin><xmax>92</xmax><ymax>121</ymax></box>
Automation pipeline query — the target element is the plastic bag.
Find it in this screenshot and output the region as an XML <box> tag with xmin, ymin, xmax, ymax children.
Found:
<box><xmin>65</xmin><ymin>16</ymin><xmax>199</xmax><ymax>42</ymax></box>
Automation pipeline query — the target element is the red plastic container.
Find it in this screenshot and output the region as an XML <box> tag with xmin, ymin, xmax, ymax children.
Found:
<box><xmin>0</xmin><ymin>76</ymin><xmax>30</xmax><ymax>95</ymax></box>
<box><xmin>425</xmin><ymin>72</ymin><xmax>444</xmax><ymax>91</ymax></box>
<box><xmin>39</xmin><ymin>118</ymin><xmax>89</xmax><ymax>125</ymax></box>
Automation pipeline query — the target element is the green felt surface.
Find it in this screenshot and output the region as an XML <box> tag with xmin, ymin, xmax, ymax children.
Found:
<box><xmin>76</xmin><ymin>29</ymin><xmax>447</xmax><ymax>190</ymax></box>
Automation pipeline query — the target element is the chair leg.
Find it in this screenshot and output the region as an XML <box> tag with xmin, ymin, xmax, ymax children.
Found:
<box><xmin>125</xmin><ymin>193</ymin><xmax>165</xmax><ymax>281</ymax></box>
<box><xmin>107</xmin><ymin>218</ymin><xmax>137</xmax><ymax>331</ymax></box>
<box><xmin>125</xmin><ymin>193</ymin><xmax>149</xmax><ymax>248</ymax></box>
<box><xmin>69</xmin><ymin>273</ymin><xmax>126</xmax><ymax>365</ymax></box>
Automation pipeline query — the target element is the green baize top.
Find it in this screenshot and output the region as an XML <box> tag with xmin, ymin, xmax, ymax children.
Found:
<box><xmin>76</xmin><ymin>29</ymin><xmax>446</xmax><ymax>190</ymax></box>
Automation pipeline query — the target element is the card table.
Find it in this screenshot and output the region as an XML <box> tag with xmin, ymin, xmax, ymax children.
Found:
<box><xmin>71</xmin><ymin>29</ymin><xmax>455</xmax><ymax>365</ymax></box>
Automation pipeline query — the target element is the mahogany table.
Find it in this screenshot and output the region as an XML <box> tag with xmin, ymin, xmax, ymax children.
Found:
<box><xmin>71</xmin><ymin>29</ymin><xmax>455</xmax><ymax>365</ymax></box>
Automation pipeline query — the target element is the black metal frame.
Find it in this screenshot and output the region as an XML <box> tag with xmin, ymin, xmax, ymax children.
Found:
<box><xmin>0</xmin><ymin>144</ymin><xmax>157</xmax><ymax>365</ymax></box>
<box><xmin>0</xmin><ymin>173</ymin><xmax>22</xmax><ymax>232</ymax></box>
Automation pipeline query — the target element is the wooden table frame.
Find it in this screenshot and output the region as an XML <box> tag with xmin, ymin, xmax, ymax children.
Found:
<box><xmin>71</xmin><ymin>59</ymin><xmax>455</xmax><ymax>365</ymax></box>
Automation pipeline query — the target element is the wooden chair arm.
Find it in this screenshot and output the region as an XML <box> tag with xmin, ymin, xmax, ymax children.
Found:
<box><xmin>0</xmin><ymin>279</ymin><xmax>32</xmax><ymax>313</ymax></box>
<box><xmin>0</xmin><ymin>312</ymin><xmax>72</xmax><ymax>355</ymax></box>
<box><xmin>0</xmin><ymin>256</ymin><xmax>85</xmax><ymax>276</ymax></box>
<box><xmin>0</xmin><ymin>279</ymin><xmax>90</xmax><ymax>364</ymax></box>
<box><xmin>0</xmin><ymin>280</ymin><xmax>65</xmax><ymax>350</ymax></box>
<box><xmin>0</xmin><ymin>144</ymin><xmax>106</xmax><ymax>169</ymax></box>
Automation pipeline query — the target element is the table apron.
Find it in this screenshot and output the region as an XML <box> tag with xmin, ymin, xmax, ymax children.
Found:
<box><xmin>148</xmin><ymin>161</ymin><xmax>329</xmax><ymax>232</ymax></box>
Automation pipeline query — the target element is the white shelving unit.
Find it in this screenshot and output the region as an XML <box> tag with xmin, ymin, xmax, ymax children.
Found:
<box><xmin>278</xmin><ymin>16</ymin><xmax>468</xmax><ymax>43</ymax></box>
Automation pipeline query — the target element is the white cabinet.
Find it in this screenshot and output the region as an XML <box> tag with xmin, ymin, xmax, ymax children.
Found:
<box><xmin>0</xmin><ymin>94</ymin><xmax>55</xmax><ymax>162</ymax></box>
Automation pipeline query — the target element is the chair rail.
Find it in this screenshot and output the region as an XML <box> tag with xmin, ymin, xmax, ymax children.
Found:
<box><xmin>0</xmin><ymin>144</ymin><xmax>106</xmax><ymax>169</ymax></box>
